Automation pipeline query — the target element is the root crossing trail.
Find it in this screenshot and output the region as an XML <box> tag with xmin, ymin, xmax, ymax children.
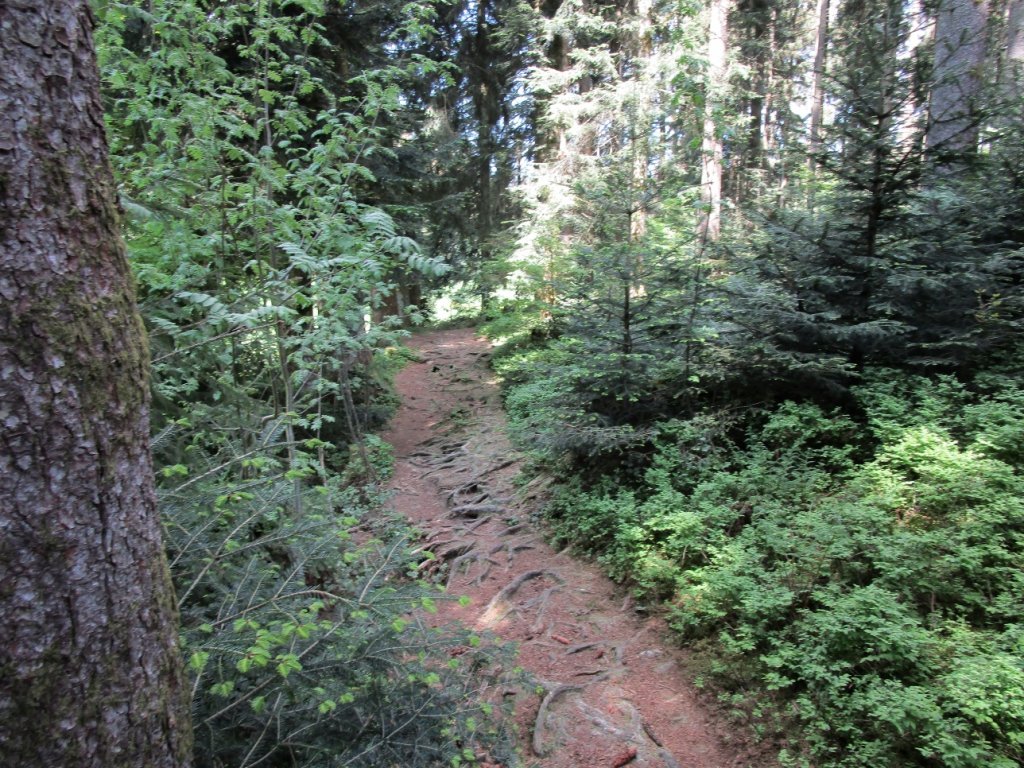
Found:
<box><xmin>381</xmin><ymin>328</ymin><xmax>758</xmax><ymax>768</ymax></box>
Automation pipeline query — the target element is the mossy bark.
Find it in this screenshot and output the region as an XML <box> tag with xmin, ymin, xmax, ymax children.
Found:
<box><xmin>0</xmin><ymin>2</ymin><xmax>192</xmax><ymax>766</ymax></box>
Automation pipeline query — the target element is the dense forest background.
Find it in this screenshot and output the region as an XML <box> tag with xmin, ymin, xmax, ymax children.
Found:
<box><xmin>88</xmin><ymin>0</ymin><xmax>1024</xmax><ymax>766</ymax></box>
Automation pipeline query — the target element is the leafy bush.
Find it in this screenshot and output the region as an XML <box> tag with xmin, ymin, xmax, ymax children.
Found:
<box><xmin>96</xmin><ymin>4</ymin><xmax>514</xmax><ymax>764</ymax></box>
<box><xmin>515</xmin><ymin>366</ymin><xmax>1024</xmax><ymax>768</ymax></box>
<box><xmin>165</xmin><ymin>466</ymin><xmax>511</xmax><ymax>768</ymax></box>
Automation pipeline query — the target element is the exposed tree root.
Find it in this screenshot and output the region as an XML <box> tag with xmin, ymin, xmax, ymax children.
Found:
<box><xmin>461</xmin><ymin>516</ymin><xmax>493</xmax><ymax>532</ymax></box>
<box><xmin>447</xmin><ymin>552</ymin><xmax>500</xmax><ymax>588</ymax></box>
<box><xmin>417</xmin><ymin>540</ymin><xmax>475</xmax><ymax>576</ymax></box>
<box><xmin>449</xmin><ymin>503</ymin><xmax>504</xmax><ymax>519</ymax></box>
<box><xmin>526</xmin><ymin>586</ymin><xmax>560</xmax><ymax>634</ymax></box>
<box><xmin>486</xmin><ymin>570</ymin><xmax>562</xmax><ymax>610</ymax></box>
<box><xmin>488</xmin><ymin>539</ymin><xmax>536</xmax><ymax>562</ymax></box>
<box><xmin>479</xmin><ymin>457</ymin><xmax>517</xmax><ymax>476</ymax></box>
<box><xmin>532</xmin><ymin>683</ymin><xmax>583</xmax><ymax>757</ymax></box>
<box><xmin>479</xmin><ymin>570</ymin><xmax>564</xmax><ymax>626</ymax></box>
<box><xmin>572</xmin><ymin>668</ymin><xmax>608</xmax><ymax>678</ymax></box>
<box><xmin>446</xmin><ymin>480</ymin><xmax>485</xmax><ymax>506</ymax></box>
<box><xmin>421</xmin><ymin>462</ymin><xmax>471</xmax><ymax>479</ymax></box>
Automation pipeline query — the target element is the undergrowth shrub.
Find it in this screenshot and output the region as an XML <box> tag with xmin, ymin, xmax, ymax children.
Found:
<box><xmin>499</xmin><ymin>338</ymin><xmax>654</xmax><ymax>462</ymax></box>
<box><xmin>162</xmin><ymin>444</ymin><xmax>514</xmax><ymax>768</ymax></box>
<box><xmin>504</xmin><ymin>355</ymin><xmax>1024</xmax><ymax>768</ymax></box>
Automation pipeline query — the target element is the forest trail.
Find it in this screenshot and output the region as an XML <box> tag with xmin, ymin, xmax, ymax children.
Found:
<box><xmin>381</xmin><ymin>327</ymin><xmax>762</xmax><ymax>768</ymax></box>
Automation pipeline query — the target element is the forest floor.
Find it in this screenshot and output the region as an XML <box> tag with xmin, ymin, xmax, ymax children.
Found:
<box><xmin>381</xmin><ymin>327</ymin><xmax>770</xmax><ymax>768</ymax></box>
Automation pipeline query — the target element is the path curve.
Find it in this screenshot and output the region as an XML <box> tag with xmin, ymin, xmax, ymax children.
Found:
<box><xmin>381</xmin><ymin>328</ymin><xmax>762</xmax><ymax>768</ymax></box>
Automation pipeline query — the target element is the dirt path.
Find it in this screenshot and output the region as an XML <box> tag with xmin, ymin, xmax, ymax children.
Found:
<box><xmin>381</xmin><ymin>328</ymin><xmax>760</xmax><ymax>768</ymax></box>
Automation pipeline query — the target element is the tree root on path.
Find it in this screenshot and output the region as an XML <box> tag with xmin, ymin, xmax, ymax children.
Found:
<box><xmin>526</xmin><ymin>586</ymin><xmax>560</xmax><ymax>634</ymax></box>
<box><xmin>478</xmin><ymin>457</ymin><xmax>517</xmax><ymax>476</ymax></box>
<box><xmin>416</xmin><ymin>540</ymin><xmax>476</xmax><ymax>576</ymax></box>
<box><xmin>479</xmin><ymin>570</ymin><xmax>564</xmax><ymax>627</ymax></box>
<box><xmin>447</xmin><ymin>552</ymin><xmax>500</xmax><ymax>588</ymax></box>
<box><xmin>488</xmin><ymin>539</ymin><xmax>536</xmax><ymax>562</ymax></box>
<box><xmin>446</xmin><ymin>480</ymin><xmax>486</xmax><ymax>506</ymax></box>
<box><xmin>461</xmin><ymin>516</ymin><xmax>493</xmax><ymax>532</ymax></box>
<box><xmin>421</xmin><ymin>462</ymin><xmax>471</xmax><ymax>479</ymax></box>
<box><xmin>532</xmin><ymin>683</ymin><xmax>584</xmax><ymax>757</ymax></box>
<box><xmin>565</xmin><ymin>641</ymin><xmax>602</xmax><ymax>655</ymax></box>
<box><xmin>444</xmin><ymin>461</ymin><xmax>517</xmax><ymax>503</ymax></box>
<box><xmin>449</xmin><ymin>503</ymin><xmax>504</xmax><ymax>519</ymax></box>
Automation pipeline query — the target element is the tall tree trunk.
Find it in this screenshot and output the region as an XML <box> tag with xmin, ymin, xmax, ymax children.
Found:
<box><xmin>1003</xmin><ymin>0</ymin><xmax>1024</xmax><ymax>101</ymax></box>
<box><xmin>733</xmin><ymin>0</ymin><xmax>769</xmax><ymax>203</ymax></box>
<box><xmin>808</xmin><ymin>0</ymin><xmax>830</xmax><ymax>173</ymax></box>
<box><xmin>927</xmin><ymin>0</ymin><xmax>990</xmax><ymax>161</ymax></box>
<box><xmin>0</xmin><ymin>3</ymin><xmax>192</xmax><ymax>766</ymax></box>
<box><xmin>1010</xmin><ymin>0</ymin><xmax>1024</xmax><ymax>62</ymax></box>
<box><xmin>699</xmin><ymin>0</ymin><xmax>729</xmax><ymax>241</ymax></box>
<box><xmin>474</xmin><ymin>0</ymin><xmax>495</xmax><ymax>300</ymax></box>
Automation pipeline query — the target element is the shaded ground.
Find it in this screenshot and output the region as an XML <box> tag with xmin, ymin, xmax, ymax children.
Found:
<box><xmin>381</xmin><ymin>327</ymin><xmax>768</xmax><ymax>768</ymax></box>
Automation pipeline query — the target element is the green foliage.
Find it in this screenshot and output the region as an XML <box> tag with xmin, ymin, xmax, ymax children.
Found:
<box><xmin>166</xmin><ymin>465</ymin><xmax>511</xmax><ymax>768</ymax></box>
<box><xmin>519</xmin><ymin>368</ymin><xmax>1024</xmax><ymax>767</ymax></box>
<box><xmin>96</xmin><ymin>3</ymin><xmax>512</xmax><ymax>765</ymax></box>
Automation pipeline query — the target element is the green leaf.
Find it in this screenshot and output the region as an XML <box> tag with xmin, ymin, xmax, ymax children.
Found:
<box><xmin>189</xmin><ymin>651</ymin><xmax>209</xmax><ymax>671</ymax></box>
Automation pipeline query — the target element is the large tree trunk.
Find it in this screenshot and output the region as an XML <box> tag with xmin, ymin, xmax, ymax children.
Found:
<box><xmin>807</xmin><ymin>0</ymin><xmax>830</xmax><ymax>173</ymax></box>
<box><xmin>1003</xmin><ymin>0</ymin><xmax>1024</xmax><ymax>100</ymax></box>
<box><xmin>1010</xmin><ymin>0</ymin><xmax>1024</xmax><ymax>63</ymax></box>
<box><xmin>699</xmin><ymin>0</ymin><xmax>729</xmax><ymax>242</ymax></box>
<box><xmin>0</xmin><ymin>3</ymin><xmax>193</xmax><ymax>766</ymax></box>
<box><xmin>926</xmin><ymin>0</ymin><xmax>990</xmax><ymax>160</ymax></box>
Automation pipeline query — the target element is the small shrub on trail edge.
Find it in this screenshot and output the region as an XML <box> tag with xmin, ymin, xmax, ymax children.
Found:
<box><xmin>502</xmin><ymin>356</ymin><xmax>1024</xmax><ymax>768</ymax></box>
<box><xmin>166</xmin><ymin>466</ymin><xmax>517</xmax><ymax>768</ymax></box>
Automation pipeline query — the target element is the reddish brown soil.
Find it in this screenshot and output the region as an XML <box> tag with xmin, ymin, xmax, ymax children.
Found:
<box><xmin>381</xmin><ymin>327</ymin><xmax>768</xmax><ymax>768</ymax></box>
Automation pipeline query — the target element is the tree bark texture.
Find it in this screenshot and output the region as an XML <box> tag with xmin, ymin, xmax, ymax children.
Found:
<box><xmin>1005</xmin><ymin>0</ymin><xmax>1024</xmax><ymax>98</ymax></box>
<box><xmin>808</xmin><ymin>0</ymin><xmax>830</xmax><ymax>172</ymax></box>
<box><xmin>927</xmin><ymin>0</ymin><xmax>989</xmax><ymax>157</ymax></box>
<box><xmin>699</xmin><ymin>0</ymin><xmax>729</xmax><ymax>242</ymax></box>
<box><xmin>0</xmin><ymin>2</ymin><xmax>193</xmax><ymax>766</ymax></box>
